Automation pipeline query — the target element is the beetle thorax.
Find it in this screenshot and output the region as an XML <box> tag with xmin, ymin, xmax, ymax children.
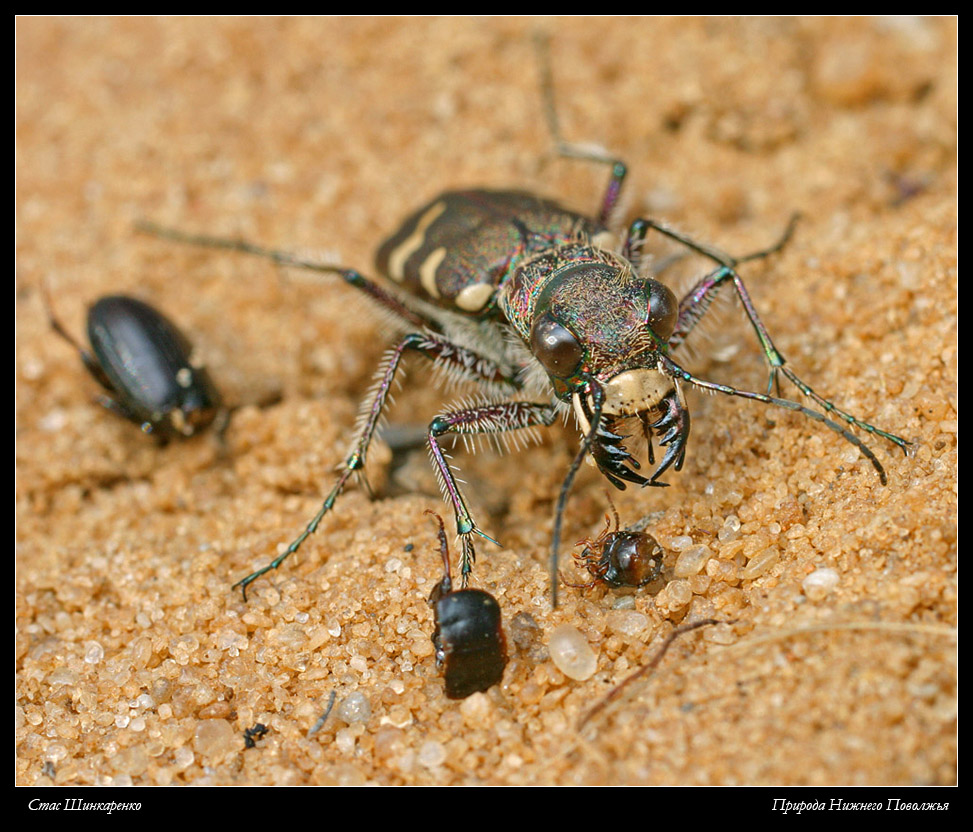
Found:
<box><xmin>501</xmin><ymin>243</ymin><xmax>675</xmax><ymax>399</ymax></box>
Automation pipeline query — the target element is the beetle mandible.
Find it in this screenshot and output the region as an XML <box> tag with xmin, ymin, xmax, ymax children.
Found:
<box><xmin>138</xmin><ymin>44</ymin><xmax>912</xmax><ymax>606</ymax></box>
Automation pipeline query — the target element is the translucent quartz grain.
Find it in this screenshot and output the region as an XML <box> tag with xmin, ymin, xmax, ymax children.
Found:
<box><xmin>803</xmin><ymin>567</ymin><xmax>840</xmax><ymax>600</ymax></box>
<box><xmin>674</xmin><ymin>544</ymin><xmax>714</xmax><ymax>577</ymax></box>
<box><xmin>742</xmin><ymin>547</ymin><xmax>780</xmax><ymax>580</ymax></box>
<box><xmin>336</xmin><ymin>691</ymin><xmax>371</xmax><ymax>724</ymax></box>
<box><xmin>548</xmin><ymin>624</ymin><xmax>597</xmax><ymax>681</ymax></box>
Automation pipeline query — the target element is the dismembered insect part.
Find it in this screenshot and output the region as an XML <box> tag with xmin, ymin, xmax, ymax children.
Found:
<box><xmin>564</xmin><ymin>492</ymin><xmax>664</xmax><ymax>590</ymax></box>
<box><xmin>43</xmin><ymin>289</ymin><xmax>223</xmax><ymax>442</ymax></box>
<box><xmin>306</xmin><ymin>690</ymin><xmax>338</xmax><ymax>738</ymax></box>
<box><xmin>426</xmin><ymin>511</ymin><xmax>507</xmax><ymax>700</ymax></box>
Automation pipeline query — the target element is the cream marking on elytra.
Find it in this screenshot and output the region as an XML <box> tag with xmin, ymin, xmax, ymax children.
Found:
<box><xmin>419</xmin><ymin>247</ymin><xmax>447</xmax><ymax>298</ymax></box>
<box><xmin>455</xmin><ymin>282</ymin><xmax>494</xmax><ymax>312</ymax></box>
<box><xmin>387</xmin><ymin>201</ymin><xmax>447</xmax><ymax>282</ymax></box>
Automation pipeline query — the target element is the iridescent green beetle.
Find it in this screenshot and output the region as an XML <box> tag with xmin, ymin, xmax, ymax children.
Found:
<box><xmin>138</xmin><ymin>56</ymin><xmax>912</xmax><ymax>607</ymax></box>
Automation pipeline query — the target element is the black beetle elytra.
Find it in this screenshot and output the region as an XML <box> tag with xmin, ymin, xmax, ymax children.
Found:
<box><xmin>426</xmin><ymin>511</ymin><xmax>507</xmax><ymax>700</ymax></box>
<box><xmin>44</xmin><ymin>291</ymin><xmax>223</xmax><ymax>442</ymax></box>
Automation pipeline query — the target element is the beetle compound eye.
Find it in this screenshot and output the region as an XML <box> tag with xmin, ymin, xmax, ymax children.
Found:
<box><xmin>645</xmin><ymin>280</ymin><xmax>678</xmax><ymax>343</ymax></box>
<box><xmin>530</xmin><ymin>313</ymin><xmax>583</xmax><ymax>378</ymax></box>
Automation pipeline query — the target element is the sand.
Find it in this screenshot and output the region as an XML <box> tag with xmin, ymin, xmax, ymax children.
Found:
<box><xmin>16</xmin><ymin>17</ymin><xmax>955</xmax><ymax>787</ymax></box>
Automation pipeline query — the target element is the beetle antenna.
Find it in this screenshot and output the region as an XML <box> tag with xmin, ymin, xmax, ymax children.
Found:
<box><xmin>551</xmin><ymin>378</ymin><xmax>604</xmax><ymax>608</ymax></box>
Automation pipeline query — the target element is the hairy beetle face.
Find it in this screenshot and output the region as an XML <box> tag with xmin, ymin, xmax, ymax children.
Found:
<box><xmin>528</xmin><ymin>252</ymin><xmax>679</xmax><ymax>414</ymax></box>
<box><xmin>519</xmin><ymin>251</ymin><xmax>690</xmax><ymax>491</ymax></box>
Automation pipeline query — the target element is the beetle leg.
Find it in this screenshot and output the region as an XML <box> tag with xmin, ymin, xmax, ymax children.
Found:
<box><xmin>425</xmin><ymin>510</ymin><xmax>454</xmax><ymax>599</ymax></box>
<box><xmin>41</xmin><ymin>283</ymin><xmax>120</xmax><ymax>394</ymax></box>
<box><xmin>637</xmin><ymin>214</ymin><xmax>799</xmax><ymax>273</ymax></box>
<box><xmin>233</xmin><ymin>332</ymin><xmax>520</xmax><ymax>600</ymax></box>
<box><xmin>634</xmin><ymin>214</ymin><xmax>794</xmax><ymax>359</ymax></box>
<box><xmin>559</xmin><ymin>573</ymin><xmax>601</xmax><ymax>589</ymax></box>
<box><xmin>135</xmin><ymin>222</ymin><xmax>441</xmax><ymax>333</ymax></box>
<box><xmin>659</xmin><ymin>353</ymin><xmax>894</xmax><ymax>485</ymax></box>
<box><xmin>534</xmin><ymin>32</ymin><xmax>628</xmax><ymax>227</ymax></box>
<box><xmin>622</xmin><ymin>218</ymin><xmax>651</xmax><ymax>272</ymax></box>
<box><xmin>629</xmin><ymin>217</ymin><xmax>911</xmax><ymax>458</ymax></box>
<box><xmin>428</xmin><ymin>400</ymin><xmax>558</xmax><ymax>586</ymax></box>
<box><xmin>90</xmin><ymin>392</ymin><xmax>147</xmax><ymax>428</ymax></box>
<box><xmin>668</xmin><ymin>262</ymin><xmax>911</xmax><ymax>456</ymax></box>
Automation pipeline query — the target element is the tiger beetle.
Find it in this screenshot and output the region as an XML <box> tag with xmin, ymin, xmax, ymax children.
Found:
<box><xmin>43</xmin><ymin>289</ymin><xmax>223</xmax><ymax>442</ymax></box>
<box><xmin>563</xmin><ymin>492</ymin><xmax>664</xmax><ymax>591</ymax></box>
<box><xmin>137</xmin><ymin>44</ymin><xmax>912</xmax><ymax>607</ymax></box>
<box><xmin>426</xmin><ymin>511</ymin><xmax>507</xmax><ymax>699</ymax></box>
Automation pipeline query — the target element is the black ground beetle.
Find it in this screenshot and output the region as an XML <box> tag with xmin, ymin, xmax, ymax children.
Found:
<box><xmin>44</xmin><ymin>291</ymin><xmax>223</xmax><ymax>442</ymax></box>
<box><xmin>426</xmin><ymin>511</ymin><xmax>507</xmax><ymax>700</ymax></box>
<box><xmin>137</xmin><ymin>48</ymin><xmax>912</xmax><ymax>606</ymax></box>
<box><xmin>564</xmin><ymin>492</ymin><xmax>664</xmax><ymax>591</ymax></box>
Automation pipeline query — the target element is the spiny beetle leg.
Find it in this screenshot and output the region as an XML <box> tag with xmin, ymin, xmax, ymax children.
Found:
<box><xmin>639</xmin><ymin>213</ymin><xmax>799</xmax><ymax>273</ymax></box>
<box><xmin>641</xmin><ymin>214</ymin><xmax>796</xmax><ymax>363</ymax></box>
<box><xmin>621</xmin><ymin>213</ymin><xmax>796</xmax><ymax>290</ymax></box>
<box><xmin>233</xmin><ymin>469</ymin><xmax>351</xmax><ymax>601</ymax></box>
<box><xmin>428</xmin><ymin>400</ymin><xmax>559</xmax><ymax>584</ymax></box>
<box><xmin>234</xmin><ymin>331</ymin><xmax>520</xmax><ymax>600</ymax></box>
<box><xmin>135</xmin><ymin>222</ymin><xmax>439</xmax><ymax>333</ymax></box>
<box><xmin>636</xmin><ymin>216</ymin><xmax>912</xmax><ymax>461</ymax></box>
<box><xmin>669</xmin><ymin>262</ymin><xmax>911</xmax><ymax>456</ymax></box>
<box><xmin>660</xmin><ymin>353</ymin><xmax>894</xmax><ymax>485</ymax></box>
<box><xmin>535</xmin><ymin>32</ymin><xmax>627</xmax><ymax>227</ymax></box>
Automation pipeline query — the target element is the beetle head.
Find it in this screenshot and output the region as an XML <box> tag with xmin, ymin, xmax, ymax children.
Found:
<box><xmin>508</xmin><ymin>244</ymin><xmax>690</xmax><ymax>487</ymax></box>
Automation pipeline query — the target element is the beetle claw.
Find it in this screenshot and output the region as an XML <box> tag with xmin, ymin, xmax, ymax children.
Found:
<box><xmin>647</xmin><ymin>392</ymin><xmax>691</xmax><ymax>483</ymax></box>
<box><xmin>591</xmin><ymin>417</ymin><xmax>652</xmax><ymax>490</ymax></box>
